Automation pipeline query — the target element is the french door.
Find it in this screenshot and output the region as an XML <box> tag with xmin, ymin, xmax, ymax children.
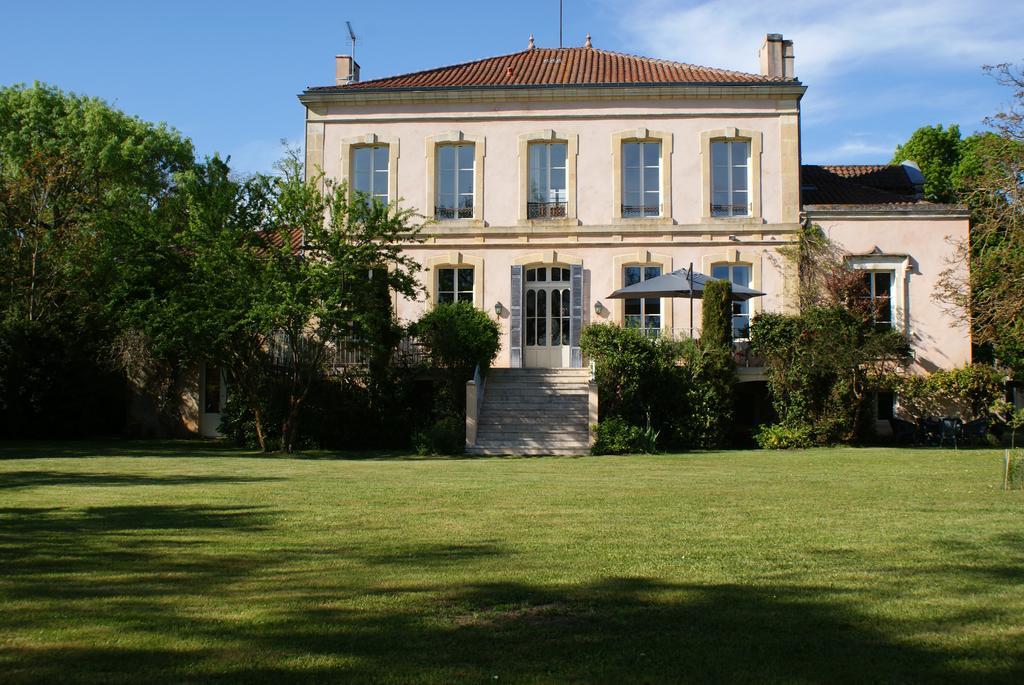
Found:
<box><xmin>523</xmin><ymin>266</ymin><xmax>572</xmax><ymax>368</ymax></box>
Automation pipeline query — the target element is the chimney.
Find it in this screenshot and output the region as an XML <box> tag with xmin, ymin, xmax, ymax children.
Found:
<box><xmin>335</xmin><ymin>55</ymin><xmax>360</xmax><ymax>85</ymax></box>
<box><xmin>759</xmin><ymin>34</ymin><xmax>794</xmax><ymax>79</ymax></box>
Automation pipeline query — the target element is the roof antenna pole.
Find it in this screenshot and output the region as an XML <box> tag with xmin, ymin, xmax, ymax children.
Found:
<box><xmin>346</xmin><ymin>21</ymin><xmax>357</xmax><ymax>61</ymax></box>
<box><xmin>559</xmin><ymin>0</ymin><xmax>563</xmax><ymax>48</ymax></box>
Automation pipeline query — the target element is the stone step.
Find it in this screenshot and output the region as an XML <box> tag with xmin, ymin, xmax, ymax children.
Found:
<box><xmin>483</xmin><ymin>396</ymin><xmax>588</xmax><ymax>404</ymax></box>
<box><xmin>471</xmin><ymin>368</ymin><xmax>592</xmax><ymax>455</ymax></box>
<box><xmin>480</xmin><ymin>416</ymin><xmax>589</xmax><ymax>425</ymax></box>
<box><xmin>487</xmin><ymin>376</ymin><xmax>593</xmax><ymax>382</ymax></box>
<box><xmin>475</xmin><ymin>433</ymin><xmax>590</xmax><ymax>444</ymax></box>
<box><xmin>481</xmin><ymin>403</ymin><xmax>588</xmax><ymax>411</ymax></box>
<box><xmin>478</xmin><ymin>424</ymin><xmax>590</xmax><ymax>435</ymax></box>
<box><xmin>485</xmin><ymin>391</ymin><xmax>589</xmax><ymax>400</ymax></box>
<box><xmin>487</xmin><ymin>381</ymin><xmax>589</xmax><ymax>388</ymax></box>
<box><xmin>473</xmin><ymin>444</ymin><xmax>589</xmax><ymax>454</ymax></box>
<box><xmin>466</xmin><ymin>446</ymin><xmax>589</xmax><ymax>456</ymax></box>
<box><xmin>489</xmin><ymin>368</ymin><xmax>590</xmax><ymax>374</ymax></box>
<box><xmin>477</xmin><ymin>435</ymin><xmax>589</xmax><ymax>444</ymax></box>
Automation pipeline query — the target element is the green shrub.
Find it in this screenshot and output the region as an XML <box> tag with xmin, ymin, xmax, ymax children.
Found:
<box><xmin>895</xmin><ymin>364</ymin><xmax>1005</xmax><ymax>422</ymax></box>
<box><xmin>1006</xmin><ymin>449</ymin><xmax>1024</xmax><ymax>490</ymax></box>
<box><xmin>755</xmin><ymin>423</ymin><xmax>815</xmax><ymax>450</ymax></box>
<box><xmin>580</xmin><ymin>323</ymin><xmax>735</xmax><ymax>450</ymax></box>
<box><xmin>750</xmin><ymin>306</ymin><xmax>911</xmax><ymax>447</ymax></box>
<box><xmin>219</xmin><ymin>368</ymin><xmax>430</xmax><ymax>451</ymax></box>
<box><xmin>412</xmin><ymin>302</ymin><xmax>500</xmax><ymax>413</ymax></box>
<box><xmin>591</xmin><ymin>417</ymin><xmax>658</xmax><ymax>455</ymax></box>
<box><xmin>413</xmin><ymin>414</ymin><xmax>465</xmax><ymax>456</ymax></box>
<box><xmin>701</xmin><ymin>278</ymin><xmax>733</xmax><ymax>349</ymax></box>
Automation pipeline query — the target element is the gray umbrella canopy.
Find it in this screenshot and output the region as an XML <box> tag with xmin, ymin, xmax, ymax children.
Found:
<box><xmin>607</xmin><ymin>267</ymin><xmax>765</xmax><ymax>301</ymax></box>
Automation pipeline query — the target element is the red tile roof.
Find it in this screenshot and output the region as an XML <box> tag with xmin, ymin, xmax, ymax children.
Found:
<box><xmin>801</xmin><ymin>165</ymin><xmax>923</xmax><ymax>206</ymax></box>
<box><xmin>308</xmin><ymin>47</ymin><xmax>792</xmax><ymax>93</ymax></box>
<box><xmin>818</xmin><ymin>165</ymin><xmax>920</xmax><ymax>196</ymax></box>
<box><xmin>255</xmin><ymin>227</ymin><xmax>303</xmax><ymax>256</ymax></box>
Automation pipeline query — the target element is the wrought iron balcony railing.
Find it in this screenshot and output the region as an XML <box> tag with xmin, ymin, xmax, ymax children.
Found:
<box><xmin>710</xmin><ymin>204</ymin><xmax>750</xmax><ymax>217</ymax></box>
<box><xmin>527</xmin><ymin>201</ymin><xmax>568</xmax><ymax>219</ymax></box>
<box><xmin>620</xmin><ymin>204</ymin><xmax>660</xmax><ymax>218</ymax></box>
<box><xmin>434</xmin><ymin>206</ymin><xmax>473</xmax><ymax>220</ymax></box>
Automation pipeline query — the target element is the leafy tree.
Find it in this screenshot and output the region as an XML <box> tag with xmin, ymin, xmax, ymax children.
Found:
<box><xmin>891</xmin><ymin>124</ymin><xmax>966</xmax><ymax>203</ymax></box>
<box><xmin>0</xmin><ymin>83</ymin><xmax>194</xmax><ymax>436</ymax></box>
<box><xmin>125</xmin><ymin>151</ymin><xmax>425</xmax><ymax>452</ymax></box>
<box><xmin>928</xmin><ymin>64</ymin><xmax>1024</xmax><ymax>374</ymax></box>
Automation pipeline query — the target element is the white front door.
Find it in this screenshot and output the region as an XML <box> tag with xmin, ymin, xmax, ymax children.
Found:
<box><xmin>523</xmin><ymin>266</ymin><xmax>572</xmax><ymax>368</ymax></box>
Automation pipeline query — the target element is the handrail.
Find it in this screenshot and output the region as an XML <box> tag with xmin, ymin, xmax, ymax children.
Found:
<box><xmin>465</xmin><ymin>363</ymin><xmax>487</xmax><ymax>449</ymax></box>
<box><xmin>473</xmin><ymin>364</ymin><xmax>486</xmax><ymax>417</ymax></box>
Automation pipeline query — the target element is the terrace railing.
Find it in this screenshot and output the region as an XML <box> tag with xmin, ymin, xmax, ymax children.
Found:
<box><xmin>620</xmin><ymin>204</ymin><xmax>660</xmax><ymax>218</ymax></box>
<box><xmin>267</xmin><ymin>335</ymin><xmax>428</xmax><ymax>373</ymax></box>
<box><xmin>622</xmin><ymin>327</ymin><xmax>763</xmax><ymax>367</ymax></box>
<box><xmin>527</xmin><ymin>201</ymin><xmax>568</xmax><ymax>219</ymax></box>
<box><xmin>434</xmin><ymin>206</ymin><xmax>473</xmax><ymax>220</ymax></box>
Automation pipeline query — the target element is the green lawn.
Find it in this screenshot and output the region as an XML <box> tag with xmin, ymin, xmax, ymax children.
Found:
<box><xmin>0</xmin><ymin>442</ymin><xmax>1021</xmax><ymax>684</ymax></box>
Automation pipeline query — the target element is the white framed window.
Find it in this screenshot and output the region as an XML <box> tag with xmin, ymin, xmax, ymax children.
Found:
<box><xmin>711</xmin><ymin>263</ymin><xmax>752</xmax><ymax>339</ymax></box>
<box><xmin>352</xmin><ymin>145</ymin><xmax>389</xmax><ymax>205</ymax></box>
<box><xmin>711</xmin><ymin>140</ymin><xmax>750</xmax><ymax>217</ymax></box>
<box><xmin>622</xmin><ymin>141</ymin><xmax>661</xmax><ymax>218</ymax></box>
<box><xmin>623</xmin><ymin>265</ymin><xmax>662</xmax><ymax>332</ymax></box>
<box><xmin>527</xmin><ymin>142</ymin><xmax>568</xmax><ymax>219</ymax></box>
<box><xmin>436</xmin><ymin>143</ymin><xmax>475</xmax><ymax>220</ymax></box>
<box><xmin>860</xmin><ymin>270</ymin><xmax>894</xmax><ymax>330</ymax></box>
<box><xmin>436</xmin><ymin>267</ymin><xmax>474</xmax><ymax>304</ymax></box>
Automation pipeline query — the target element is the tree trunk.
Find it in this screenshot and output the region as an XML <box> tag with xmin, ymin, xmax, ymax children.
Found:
<box><xmin>281</xmin><ymin>400</ymin><xmax>300</xmax><ymax>454</ymax></box>
<box><xmin>253</xmin><ymin>404</ymin><xmax>267</xmax><ymax>452</ymax></box>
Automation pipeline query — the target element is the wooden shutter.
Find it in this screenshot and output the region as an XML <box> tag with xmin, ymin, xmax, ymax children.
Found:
<box><xmin>509</xmin><ymin>265</ymin><xmax>523</xmax><ymax>368</ymax></box>
<box><xmin>570</xmin><ymin>263</ymin><xmax>583</xmax><ymax>368</ymax></box>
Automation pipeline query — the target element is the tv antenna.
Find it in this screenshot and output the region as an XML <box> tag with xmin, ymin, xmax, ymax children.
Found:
<box><xmin>346</xmin><ymin>21</ymin><xmax>357</xmax><ymax>60</ymax></box>
<box><xmin>559</xmin><ymin>1</ymin><xmax>563</xmax><ymax>48</ymax></box>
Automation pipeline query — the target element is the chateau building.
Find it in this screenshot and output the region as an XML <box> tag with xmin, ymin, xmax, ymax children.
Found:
<box><xmin>186</xmin><ymin>33</ymin><xmax>974</xmax><ymax>443</ymax></box>
<box><xmin>296</xmin><ymin>34</ymin><xmax>970</xmax><ymax>377</ymax></box>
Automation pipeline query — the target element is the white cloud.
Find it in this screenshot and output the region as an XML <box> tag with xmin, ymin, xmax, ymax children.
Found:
<box><xmin>224</xmin><ymin>136</ymin><xmax>303</xmax><ymax>176</ymax></box>
<box><xmin>805</xmin><ymin>137</ymin><xmax>897</xmax><ymax>164</ymax></box>
<box><xmin>613</xmin><ymin>0</ymin><xmax>1024</xmax><ymax>84</ymax></box>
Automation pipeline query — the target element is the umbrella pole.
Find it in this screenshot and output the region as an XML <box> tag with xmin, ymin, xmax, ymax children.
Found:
<box><xmin>688</xmin><ymin>261</ymin><xmax>694</xmax><ymax>339</ymax></box>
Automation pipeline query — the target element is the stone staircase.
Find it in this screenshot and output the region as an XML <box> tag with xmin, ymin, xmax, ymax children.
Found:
<box><xmin>467</xmin><ymin>368</ymin><xmax>593</xmax><ymax>456</ymax></box>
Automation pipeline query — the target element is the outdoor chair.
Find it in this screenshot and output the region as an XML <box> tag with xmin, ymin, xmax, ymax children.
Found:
<box><xmin>889</xmin><ymin>417</ymin><xmax>918</xmax><ymax>446</ymax></box>
<box><xmin>938</xmin><ymin>417</ymin><xmax>962</xmax><ymax>449</ymax></box>
<box><xmin>962</xmin><ymin>418</ymin><xmax>988</xmax><ymax>446</ymax></box>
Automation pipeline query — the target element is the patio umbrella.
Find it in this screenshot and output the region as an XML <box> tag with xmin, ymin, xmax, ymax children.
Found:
<box><xmin>607</xmin><ymin>264</ymin><xmax>765</xmax><ymax>337</ymax></box>
<box><xmin>607</xmin><ymin>266</ymin><xmax>765</xmax><ymax>301</ymax></box>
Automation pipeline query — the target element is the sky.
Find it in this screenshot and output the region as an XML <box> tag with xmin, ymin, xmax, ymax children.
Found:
<box><xmin>3</xmin><ymin>0</ymin><xmax>1021</xmax><ymax>174</ymax></box>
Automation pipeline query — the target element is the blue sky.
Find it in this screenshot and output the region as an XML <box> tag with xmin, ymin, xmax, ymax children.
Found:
<box><xmin>3</xmin><ymin>0</ymin><xmax>1021</xmax><ymax>174</ymax></box>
